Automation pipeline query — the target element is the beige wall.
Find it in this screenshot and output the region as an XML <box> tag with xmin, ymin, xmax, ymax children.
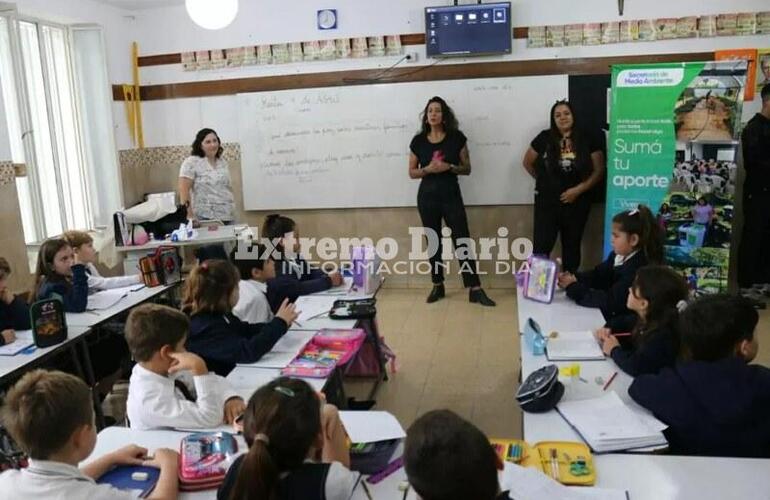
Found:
<box><xmin>120</xmin><ymin>147</ymin><xmax>606</xmax><ymax>289</ymax></box>
<box><xmin>0</xmin><ymin>166</ymin><xmax>33</xmax><ymax>293</ymax></box>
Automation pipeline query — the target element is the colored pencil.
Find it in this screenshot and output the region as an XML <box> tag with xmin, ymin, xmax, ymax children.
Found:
<box><xmin>603</xmin><ymin>371</ymin><xmax>619</xmax><ymax>391</ymax></box>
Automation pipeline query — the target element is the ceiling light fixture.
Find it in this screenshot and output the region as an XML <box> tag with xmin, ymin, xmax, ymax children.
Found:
<box><xmin>185</xmin><ymin>0</ymin><xmax>238</xmax><ymax>30</ymax></box>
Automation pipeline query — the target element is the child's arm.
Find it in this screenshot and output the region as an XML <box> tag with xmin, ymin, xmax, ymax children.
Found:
<box><xmin>268</xmin><ymin>274</ymin><xmax>332</xmax><ymax>310</ymax></box>
<box><xmin>144</xmin><ymin>353</ymin><xmax>233</xmax><ymax>429</ymax></box>
<box><xmin>81</xmin><ymin>444</ymin><xmax>148</xmax><ymax>479</ymax></box>
<box><xmin>320</xmin><ymin>404</ymin><xmax>350</xmax><ymax>467</ymax></box>
<box><xmin>1</xmin><ymin>294</ymin><xmax>31</xmax><ymax>330</ymax></box>
<box><xmin>87</xmin><ymin>272</ymin><xmax>142</xmax><ymax>291</ymax></box>
<box><xmin>143</xmin><ymin>448</ymin><xmax>180</xmax><ymax>500</ymax></box>
<box><xmin>565</xmin><ymin>258</ymin><xmax>613</xmax><ymax>304</ymax></box>
<box><xmin>62</xmin><ymin>264</ymin><xmax>89</xmax><ymax>312</ymax></box>
<box><xmin>237</xmin><ymin>316</ymin><xmax>289</xmax><ymax>363</ymax></box>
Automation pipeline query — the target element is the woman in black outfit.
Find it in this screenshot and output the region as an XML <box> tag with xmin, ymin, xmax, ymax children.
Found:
<box><xmin>522</xmin><ymin>100</ymin><xmax>606</xmax><ymax>274</ymax></box>
<box><xmin>408</xmin><ymin>96</ymin><xmax>495</xmax><ymax>306</ymax></box>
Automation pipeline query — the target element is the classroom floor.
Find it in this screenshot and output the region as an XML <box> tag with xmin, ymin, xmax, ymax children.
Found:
<box><xmin>346</xmin><ymin>287</ymin><xmax>770</xmax><ymax>440</ymax></box>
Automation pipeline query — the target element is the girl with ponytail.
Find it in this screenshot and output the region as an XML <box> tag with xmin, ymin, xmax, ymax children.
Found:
<box><xmin>557</xmin><ymin>204</ymin><xmax>664</xmax><ymax>331</ymax></box>
<box><xmin>183</xmin><ymin>260</ymin><xmax>299</xmax><ymax>376</ymax></box>
<box><xmin>217</xmin><ymin>377</ymin><xmax>355</xmax><ymax>500</ymax></box>
<box><xmin>595</xmin><ymin>265</ymin><xmax>689</xmax><ymax>375</ymax></box>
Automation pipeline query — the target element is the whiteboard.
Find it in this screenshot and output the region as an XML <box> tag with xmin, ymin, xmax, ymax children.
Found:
<box><xmin>238</xmin><ymin>75</ymin><xmax>568</xmax><ymax>210</ymax></box>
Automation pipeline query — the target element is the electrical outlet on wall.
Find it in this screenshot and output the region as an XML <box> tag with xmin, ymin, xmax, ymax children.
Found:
<box><xmin>405</xmin><ymin>51</ymin><xmax>419</xmax><ymax>63</ymax></box>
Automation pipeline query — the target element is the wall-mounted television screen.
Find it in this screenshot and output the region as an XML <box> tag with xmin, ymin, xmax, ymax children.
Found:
<box><xmin>425</xmin><ymin>2</ymin><xmax>512</xmax><ymax>57</ymax></box>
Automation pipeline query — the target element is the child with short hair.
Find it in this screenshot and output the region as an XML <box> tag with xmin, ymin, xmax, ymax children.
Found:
<box><xmin>0</xmin><ymin>369</ymin><xmax>179</xmax><ymax>499</ymax></box>
<box><xmin>558</xmin><ymin>204</ymin><xmax>663</xmax><ymax>331</ymax></box>
<box><xmin>0</xmin><ymin>257</ymin><xmax>29</xmax><ymax>346</ymax></box>
<box><xmin>125</xmin><ymin>303</ymin><xmax>246</xmax><ymax>430</ymax></box>
<box><xmin>404</xmin><ymin>409</ymin><xmax>508</xmax><ymax>500</ymax></box>
<box><xmin>183</xmin><ymin>260</ymin><xmax>299</xmax><ymax>376</ymax></box>
<box><xmin>629</xmin><ymin>294</ymin><xmax>770</xmax><ymax>457</ymax></box>
<box><xmin>217</xmin><ymin>377</ymin><xmax>355</xmax><ymax>500</ymax></box>
<box><xmin>62</xmin><ymin>230</ymin><xmax>141</xmax><ymax>291</ymax></box>
<box><xmin>595</xmin><ymin>265</ymin><xmax>689</xmax><ymax>376</ymax></box>
<box><xmin>230</xmin><ymin>243</ymin><xmax>275</xmax><ymax>324</ymax></box>
<box><xmin>33</xmin><ymin>238</ymin><xmax>88</xmax><ymax>312</ymax></box>
<box><xmin>262</xmin><ymin>214</ymin><xmax>343</xmax><ymax>312</ymax></box>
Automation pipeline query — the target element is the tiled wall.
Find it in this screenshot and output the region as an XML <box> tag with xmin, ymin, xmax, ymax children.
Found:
<box><xmin>118</xmin><ymin>144</ymin><xmax>606</xmax><ymax>289</ymax></box>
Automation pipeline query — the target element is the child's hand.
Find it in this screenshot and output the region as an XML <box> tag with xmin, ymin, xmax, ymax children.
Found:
<box><xmin>594</xmin><ymin>327</ymin><xmax>611</xmax><ymax>343</ymax></box>
<box><xmin>328</xmin><ymin>272</ymin><xmax>344</xmax><ymax>287</ymax></box>
<box><xmin>143</xmin><ymin>448</ymin><xmax>179</xmax><ymax>469</ymax></box>
<box><xmin>109</xmin><ymin>444</ymin><xmax>148</xmax><ymax>466</ymax></box>
<box><xmin>0</xmin><ymin>287</ymin><xmax>13</xmax><ymax>305</ymax></box>
<box><xmin>168</xmin><ymin>351</ymin><xmax>208</xmax><ymax>376</ymax></box>
<box><xmin>601</xmin><ymin>335</ymin><xmax>620</xmax><ymax>356</ymax></box>
<box><xmin>1</xmin><ymin>329</ymin><xmax>16</xmax><ymax>344</ymax></box>
<box><xmin>223</xmin><ymin>397</ymin><xmax>246</xmax><ymax>425</ymax></box>
<box><xmin>276</xmin><ymin>299</ymin><xmax>299</xmax><ymax>326</ymax></box>
<box><xmin>557</xmin><ymin>272</ymin><xmax>577</xmax><ymax>288</ymax></box>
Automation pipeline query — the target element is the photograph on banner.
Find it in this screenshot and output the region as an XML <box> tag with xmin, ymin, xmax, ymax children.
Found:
<box><xmin>715</xmin><ymin>49</ymin><xmax>756</xmax><ymax>100</ymax></box>
<box><xmin>606</xmin><ymin>60</ymin><xmax>746</xmax><ymax>295</ymax></box>
<box><xmin>758</xmin><ymin>49</ymin><xmax>770</xmax><ymax>92</ymax></box>
<box><xmin>674</xmin><ymin>74</ymin><xmax>744</xmax><ymax>142</ymax></box>
<box><xmin>662</xmin><ymin>141</ymin><xmax>737</xmax><ymax>296</ymax></box>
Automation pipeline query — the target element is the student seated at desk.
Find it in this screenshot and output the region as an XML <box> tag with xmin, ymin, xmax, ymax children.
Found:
<box><xmin>557</xmin><ymin>205</ymin><xmax>663</xmax><ymax>332</ymax></box>
<box><xmin>262</xmin><ymin>214</ymin><xmax>343</xmax><ymax>312</ymax></box>
<box><xmin>595</xmin><ymin>265</ymin><xmax>689</xmax><ymax>376</ymax></box>
<box><xmin>230</xmin><ymin>243</ymin><xmax>274</xmax><ymax>324</ymax></box>
<box><xmin>63</xmin><ymin>230</ymin><xmax>141</xmax><ymax>291</ymax></box>
<box><xmin>0</xmin><ymin>369</ymin><xmax>179</xmax><ymax>500</ymax></box>
<box><xmin>630</xmin><ymin>295</ymin><xmax>770</xmax><ymax>458</ymax></box>
<box><xmin>404</xmin><ymin>410</ymin><xmax>509</xmax><ymax>500</ymax></box>
<box><xmin>184</xmin><ymin>260</ymin><xmax>299</xmax><ymax>376</ymax></box>
<box><xmin>218</xmin><ymin>377</ymin><xmax>355</xmax><ymax>500</ymax></box>
<box><xmin>0</xmin><ymin>257</ymin><xmax>29</xmax><ymax>346</ymax></box>
<box><xmin>125</xmin><ymin>303</ymin><xmax>245</xmax><ymax>430</ymax></box>
<box><xmin>33</xmin><ymin>238</ymin><xmax>88</xmax><ymax>312</ymax></box>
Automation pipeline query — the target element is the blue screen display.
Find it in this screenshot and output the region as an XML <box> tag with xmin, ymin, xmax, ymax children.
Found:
<box><xmin>425</xmin><ymin>2</ymin><xmax>512</xmax><ymax>57</ymax></box>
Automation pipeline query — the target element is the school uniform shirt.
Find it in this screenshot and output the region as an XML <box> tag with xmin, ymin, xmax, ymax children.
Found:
<box><xmin>565</xmin><ymin>251</ymin><xmax>647</xmax><ymax>332</ymax></box>
<box><xmin>629</xmin><ymin>357</ymin><xmax>770</xmax><ymax>458</ymax></box>
<box><xmin>232</xmin><ymin>279</ymin><xmax>274</xmax><ymax>324</ymax></box>
<box><xmin>217</xmin><ymin>455</ymin><xmax>359</xmax><ymax>500</ymax></box>
<box><xmin>409</xmin><ymin>130</ymin><xmax>467</xmax><ymax>200</ymax></box>
<box><xmin>529</xmin><ymin>129</ymin><xmax>604</xmax><ymax>203</ymax></box>
<box><xmin>266</xmin><ymin>256</ymin><xmax>332</xmax><ymax>313</ymax></box>
<box><xmin>609</xmin><ymin>325</ymin><xmax>679</xmax><ymax>376</ymax></box>
<box><xmin>0</xmin><ymin>459</ymin><xmax>135</xmax><ymax>500</ymax></box>
<box><xmin>126</xmin><ymin>363</ymin><xmax>240</xmax><ymax>430</ymax></box>
<box><xmin>187</xmin><ymin>312</ymin><xmax>288</xmax><ymax>376</ymax></box>
<box><xmin>84</xmin><ymin>262</ymin><xmax>141</xmax><ymax>291</ymax></box>
<box><xmin>179</xmin><ymin>155</ymin><xmax>236</xmax><ymax>222</ymax></box>
<box><xmin>36</xmin><ymin>264</ymin><xmax>89</xmax><ymax>313</ymax></box>
<box><xmin>0</xmin><ymin>294</ymin><xmax>30</xmax><ymax>345</ymax></box>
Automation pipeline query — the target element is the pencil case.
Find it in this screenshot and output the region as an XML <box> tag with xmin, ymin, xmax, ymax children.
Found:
<box><xmin>349</xmin><ymin>438</ymin><xmax>400</xmax><ymax>474</ymax></box>
<box><xmin>178</xmin><ymin>432</ymin><xmax>239</xmax><ymax>491</ymax></box>
<box><xmin>490</xmin><ymin>438</ymin><xmax>595</xmax><ymax>486</ymax></box>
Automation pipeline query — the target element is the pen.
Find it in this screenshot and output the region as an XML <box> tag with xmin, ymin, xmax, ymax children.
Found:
<box><xmin>361</xmin><ymin>479</ymin><xmax>374</xmax><ymax>500</ymax></box>
<box><xmin>603</xmin><ymin>371</ymin><xmax>618</xmax><ymax>391</ymax></box>
<box><xmin>612</xmin><ymin>332</ymin><xmax>632</xmax><ymax>337</ymax></box>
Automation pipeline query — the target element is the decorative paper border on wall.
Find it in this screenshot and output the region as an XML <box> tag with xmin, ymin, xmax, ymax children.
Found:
<box><xmin>0</xmin><ymin>162</ymin><xmax>16</xmax><ymax>187</ymax></box>
<box><xmin>180</xmin><ymin>35</ymin><xmax>404</xmax><ymax>72</ymax></box>
<box><xmin>528</xmin><ymin>11</ymin><xmax>770</xmax><ymax>48</ymax></box>
<box><xmin>118</xmin><ymin>143</ymin><xmax>241</xmax><ymax>169</ymax></box>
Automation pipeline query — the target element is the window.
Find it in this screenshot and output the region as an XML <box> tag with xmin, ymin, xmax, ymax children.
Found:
<box><xmin>0</xmin><ymin>13</ymin><xmax>116</xmax><ymax>243</ymax></box>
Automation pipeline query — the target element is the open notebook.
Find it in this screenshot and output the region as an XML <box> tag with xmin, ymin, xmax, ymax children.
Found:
<box><xmin>546</xmin><ymin>330</ymin><xmax>605</xmax><ymax>361</ymax></box>
<box><xmin>502</xmin><ymin>462</ymin><xmax>629</xmax><ymax>499</ymax></box>
<box><xmin>556</xmin><ymin>391</ymin><xmax>667</xmax><ymax>453</ymax></box>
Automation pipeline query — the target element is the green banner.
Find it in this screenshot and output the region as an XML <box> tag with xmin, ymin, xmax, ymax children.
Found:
<box><xmin>606</xmin><ymin>61</ymin><xmax>747</xmax><ymax>295</ymax></box>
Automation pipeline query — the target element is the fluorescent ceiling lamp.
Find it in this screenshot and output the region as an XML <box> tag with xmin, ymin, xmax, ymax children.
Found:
<box><xmin>185</xmin><ymin>0</ymin><xmax>238</xmax><ymax>30</ymax></box>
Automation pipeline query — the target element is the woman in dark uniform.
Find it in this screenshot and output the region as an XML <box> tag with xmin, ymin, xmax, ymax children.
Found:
<box><xmin>408</xmin><ymin>96</ymin><xmax>495</xmax><ymax>306</ymax></box>
<box><xmin>522</xmin><ymin>100</ymin><xmax>605</xmax><ymax>273</ymax></box>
